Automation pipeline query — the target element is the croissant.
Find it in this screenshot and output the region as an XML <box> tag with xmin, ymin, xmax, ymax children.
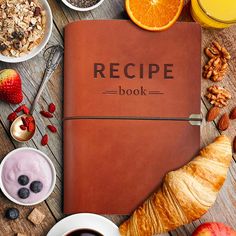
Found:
<box><xmin>119</xmin><ymin>135</ymin><xmax>232</xmax><ymax>236</ymax></box>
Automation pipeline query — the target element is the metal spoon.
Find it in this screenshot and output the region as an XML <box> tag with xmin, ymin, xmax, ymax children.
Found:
<box><xmin>10</xmin><ymin>45</ymin><xmax>63</xmax><ymax>143</ymax></box>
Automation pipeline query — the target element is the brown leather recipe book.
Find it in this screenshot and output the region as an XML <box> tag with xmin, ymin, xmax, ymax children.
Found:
<box><xmin>63</xmin><ymin>20</ymin><xmax>201</xmax><ymax>214</ymax></box>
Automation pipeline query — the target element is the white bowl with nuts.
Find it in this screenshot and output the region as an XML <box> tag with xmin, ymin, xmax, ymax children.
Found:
<box><xmin>0</xmin><ymin>0</ymin><xmax>53</xmax><ymax>63</ymax></box>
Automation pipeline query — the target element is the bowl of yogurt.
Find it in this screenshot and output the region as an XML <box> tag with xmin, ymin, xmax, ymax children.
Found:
<box><xmin>0</xmin><ymin>147</ymin><xmax>56</xmax><ymax>206</ymax></box>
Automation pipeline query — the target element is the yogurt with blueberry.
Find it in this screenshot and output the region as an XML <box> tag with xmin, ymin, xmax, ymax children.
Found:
<box><xmin>1</xmin><ymin>148</ymin><xmax>54</xmax><ymax>204</ymax></box>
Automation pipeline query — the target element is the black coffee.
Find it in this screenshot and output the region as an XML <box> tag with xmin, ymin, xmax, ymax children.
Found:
<box><xmin>66</xmin><ymin>229</ymin><xmax>103</xmax><ymax>236</ymax></box>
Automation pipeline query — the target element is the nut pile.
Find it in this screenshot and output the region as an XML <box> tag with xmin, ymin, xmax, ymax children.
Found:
<box><xmin>205</xmin><ymin>85</ymin><xmax>231</xmax><ymax>108</ymax></box>
<box><xmin>0</xmin><ymin>0</ymin><xmax>46</xmax><ymax>57</ymax></box>
<box><xmin>203</xmin><ymin>41</ymin><xmax>231</xmax><ymax>82</ymax></box>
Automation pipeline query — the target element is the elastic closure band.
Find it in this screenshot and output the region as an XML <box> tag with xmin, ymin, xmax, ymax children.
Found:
<box><xmin>63</xmin><ymin>115</ymin><xmax>202</xmax><ymax>123</ymax></box>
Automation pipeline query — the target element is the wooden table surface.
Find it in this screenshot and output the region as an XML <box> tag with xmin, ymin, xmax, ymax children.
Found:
<box><xmin>0</xmin><ymin>0</ymin><xmax>236</xmax><ymax>235</ymax></box>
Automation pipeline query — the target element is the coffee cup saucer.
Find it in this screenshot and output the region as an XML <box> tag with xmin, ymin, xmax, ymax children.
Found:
<box><xmin>47</xmin><ymin>213</ymin><xmax>119</xmax><ymax>236</ymax></box>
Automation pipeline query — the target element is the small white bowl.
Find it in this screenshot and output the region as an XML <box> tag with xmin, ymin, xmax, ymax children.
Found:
<box><xmin>61</xmin><ymin>0</ymin><xmax>105</xmax><ymax>12</ymax></box>
<box><xmin>0</xmin><ymin>147</ymin><xmax>56</xmax><ymax>206</ymax></box>
<box><xmin>0</xmin><ymin>0</ymin><xmax>53</xmax><ymax>63</ymax></box>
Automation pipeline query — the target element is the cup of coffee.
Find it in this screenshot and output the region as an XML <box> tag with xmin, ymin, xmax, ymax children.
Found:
<box><xmin>47</xmin><ymin>213</ymin><xmax>119</xmax><ymax>236</ymax></box>
<box><xmin>64</xmin><ymin>229</ymin><xmax>103</xmax><ymax>236</ymax></box>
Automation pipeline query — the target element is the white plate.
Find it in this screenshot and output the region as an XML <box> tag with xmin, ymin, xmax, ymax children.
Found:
<box><xmin>47</xmin><ymin>213</ymin><xmax>120</xmax><ymax>236</ymax></box>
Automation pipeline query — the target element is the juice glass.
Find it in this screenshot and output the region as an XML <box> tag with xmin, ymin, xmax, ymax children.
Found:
<box><xmin>191</xmin><ymin>0</ymin><xmax>236</xmax><ymax>28</ymax></box>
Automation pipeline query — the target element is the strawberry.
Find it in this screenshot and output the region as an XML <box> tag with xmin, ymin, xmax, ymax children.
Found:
<box><xmin>0</xmin><ymin>69</ymin><xmax>23</xmax><ymax>104</ymax></box>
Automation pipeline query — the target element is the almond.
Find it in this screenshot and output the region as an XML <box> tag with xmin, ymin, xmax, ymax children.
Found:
<box><xmin>233</xmin><ymin>136</ymin><xmax>236</xmax><ymax>153</ymax></box>
<box><xmin>217</xmin><ymin>113</ymin><xmax>229</xmax><ymax>131</ymax></box>
<box><xmin>229</xmin><ymin>107</ymin><xmax>236</xmax><ymax>120</ymax></box>
<box><xmin>206</xmin><ymin>106</ymin><xmax>220</xmax><ymax>122</ymax></box>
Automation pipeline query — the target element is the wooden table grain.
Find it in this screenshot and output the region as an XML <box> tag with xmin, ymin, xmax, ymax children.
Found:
<box><xmin>0</xmin><ymin>0</ymin><xmax>236</xmax><ymax>235</ymax></box>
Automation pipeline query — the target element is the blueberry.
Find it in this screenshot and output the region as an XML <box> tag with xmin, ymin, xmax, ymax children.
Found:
<box><xmin>5</xmin><ymin>208</ymin><xmax>19</xmax><ymax>220</ymax></box>
<box><xmin>18</xmin><ymin>188</ymin><xmax>30</xmax><ymax>199</ymax></box>
<box><xmin>18</xmin><ymin>175</ymin><xmax>29</xmax><ymax>186</ymax></box>
<box><xmin>30</xmin><ymin>181</ymin><xmax>43</xmax><ymax>193</ymax></box>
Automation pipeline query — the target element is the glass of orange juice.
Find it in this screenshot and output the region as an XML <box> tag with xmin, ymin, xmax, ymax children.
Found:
<box><xmin>191</xmin><ymin>0</ymin><xmax>236</xmax><ymax>28</ymax></box>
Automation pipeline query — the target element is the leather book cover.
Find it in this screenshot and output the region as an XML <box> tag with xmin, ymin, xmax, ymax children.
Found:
<box><xmin>63</xmin><ymin>20</ymin><xmax>201</xmax><ymax>214</ymax></box>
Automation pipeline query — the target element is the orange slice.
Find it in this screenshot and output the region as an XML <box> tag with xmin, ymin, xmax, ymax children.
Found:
<box><xmin>126</xmin><ymin>0</ymin><xmax>184</xmax><ymax>31</ymax></box>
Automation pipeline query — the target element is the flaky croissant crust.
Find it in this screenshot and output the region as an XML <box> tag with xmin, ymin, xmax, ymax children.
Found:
<box><xmin>119</xmin><ymin>135</ymin><xmax>232</xmax><ymax>236</ymax></box>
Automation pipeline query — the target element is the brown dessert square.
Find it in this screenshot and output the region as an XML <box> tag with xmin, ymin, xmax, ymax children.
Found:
<box><xmin>27</xmin><ymin>208</ymin><xmax>45</xmax><ymax>225</ymax></box>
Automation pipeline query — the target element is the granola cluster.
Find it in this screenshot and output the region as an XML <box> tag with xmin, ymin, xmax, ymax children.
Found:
<box><xmin>0</xmin><ymin>0</ymin><xmax>46</xmax><ymax>57</ymax></box>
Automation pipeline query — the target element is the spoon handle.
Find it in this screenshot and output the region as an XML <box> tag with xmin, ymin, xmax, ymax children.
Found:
<box><xmin>31</xmin><ymin>45</ymin><xmax>63</xmax><ymax>114</ymax></box>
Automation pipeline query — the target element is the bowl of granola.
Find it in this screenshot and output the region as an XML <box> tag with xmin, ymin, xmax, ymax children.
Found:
<box><xmin>0</xmin><ymin>0</ymin><xmax>52</xmax><ymax>63</ymax></box>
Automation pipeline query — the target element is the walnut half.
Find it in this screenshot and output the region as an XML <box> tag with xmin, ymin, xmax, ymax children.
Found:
<box><xmin>203</xmin><ymin>41</ymin><xmax>231</xmax><ymax>82</ymax></box>
<box><xmin>205</xmin><ymin>85</ymin><xmax>231</xmax><ymax>108</ymax></box>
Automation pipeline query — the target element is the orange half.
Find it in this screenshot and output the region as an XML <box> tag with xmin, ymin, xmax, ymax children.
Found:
<box><xmin>126</xmin><ymin>0</ymin><xmax>184</xmax><ymax>31</ymax></box>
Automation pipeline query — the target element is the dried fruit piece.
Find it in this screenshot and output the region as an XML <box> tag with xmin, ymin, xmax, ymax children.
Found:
<box><xmin>15</xmin><ymin>104</ymin><xmax>30</xmax><ymax>114</ymax></box>
<box><xmin>217</xmin><ymin>113</ymin><xmax>229</xmax><ymax>131</ymax></box>
<box><xmin>21</xmin><ymin>117</ymin><xmax>29</xmax><ymax>127</ymax></box>
<box><xmin>229</xmin><ymin>107</ymin><xmax>236</xmax><ymax>120</ymax></box>
<box><xmin>15</xmin><ymin>104</ymin><xmax>25</xmax><ymax>113</ymax></box>
<box><xmin>22</xmin><ymin>106</ymin><xmax>30</xmax><ymax>115</ymax></box>
<box><xmin>233</xmin><ymin>136</ymin><xmax>236</xmax><ymax>153</ymax></box>
<box><xmin>20</xmin><ymin>125</ymin><xmax>27</xmax><ymax>130</ymax></box>
<box><xmin>34</xmin><ymin>7</ymin><xmax>41</xmax><ymax>17</ymax></box>
<box><xmin>206</xmin><ymin>106</ymin><xmax>220</xmax><ymax>122</ymax></box>
<box><xmin>48</xmin><ymin>103</ymin><xmax>56</xmax><ymax>113</ymax></box>
<box><xmin>40</xmin><ymin>110</ymin><xmax>53</xmax><ymax>118</ymax></box>
<box><xmin>28</xmin><ymin>122</ymin><xmax>35</xmax><ymax>132</ymax></box>
<box><xmin>7</xmin><ymin>112</ymin><xmax>18</xmax><ymax>122</ymax></box>
<box><xmin>41</xmin><ymin>134</ymin><xmax>48</xmax><ymax>146</ymax></box>
<box><xmin>47</xmin><ymin>125</ymin><xmax>57</xmax><ymax>133</ymax></box>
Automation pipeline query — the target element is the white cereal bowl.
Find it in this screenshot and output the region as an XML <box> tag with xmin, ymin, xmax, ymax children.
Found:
<box><xmin>0</xmin><ymin>0</ymin><xmax>53</xmax><ymax>63</ymax></box>
<box><xmin>61</xmin><ymin>0</ymin><xmax>105</xmax><ymax>12</ymax></box>
<box><xmin>0</xmin><ymin>147</ymin><xmax>56</xmax><ymax>206</ymax></box>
